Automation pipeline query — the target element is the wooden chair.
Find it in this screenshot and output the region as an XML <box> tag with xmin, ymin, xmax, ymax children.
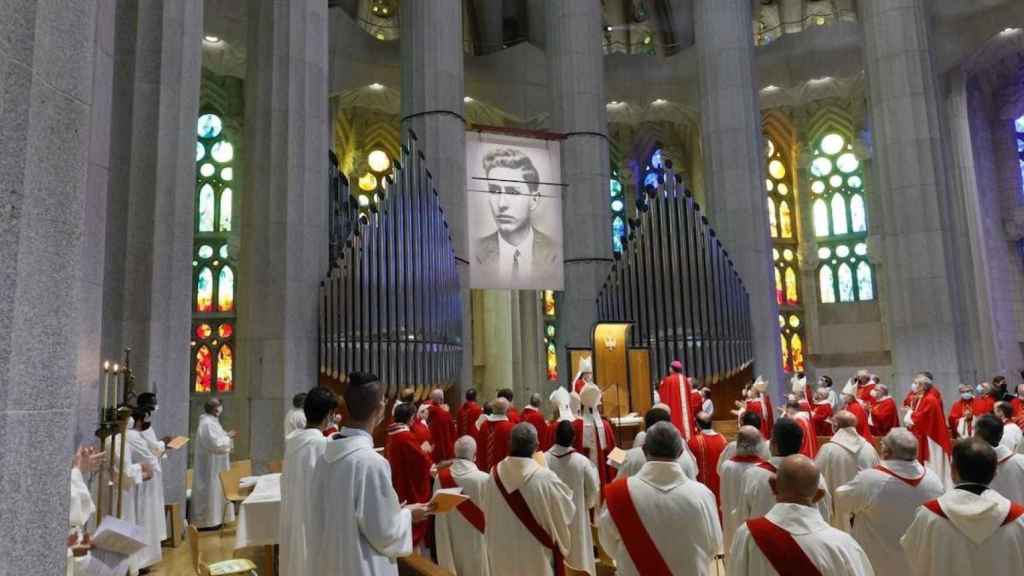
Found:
<box><xmin>187</xmin><ymin>524</ymin><xmax>257</xmax><ymax>575</ymax></box>
<box><xmin>218</xmin><ymin>466</ymin><xmax>248</xmax><ymax>537</ymax></box>
<box><xmin>231</xmin><ymin>459</ymin><xmax>253</xmax><ymax>478</ymax></box>
<box><xmin>267</xmin><ymin>460</ymin><xmax>283</xmax><ymax>474</ymax></box>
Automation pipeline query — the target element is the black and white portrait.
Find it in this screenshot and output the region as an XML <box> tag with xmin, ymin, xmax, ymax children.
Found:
<box><xmin>466</xmin><ymin>132</ymin><xmax>563</xmax><ymax>290</ymax></box>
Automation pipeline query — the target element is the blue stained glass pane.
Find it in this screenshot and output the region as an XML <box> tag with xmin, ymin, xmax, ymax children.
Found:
<box><xmin>644</xmin><ymin>171</ymin><xmax>659</xmax><ymax>189</ymax></box>
<box><xmin>610</xmin><ymin>180</ymin><xmax>622</xmax><ymax>196</ymax></box>
<box><xmin>612</xmin><ymin>216</ymin><xmax>626</xmax><ymax>237</ymax></box>
<box><xmin>1017</xmin><ymin>137</ymin><xmax>1023</xmax><ymax>153</ymax></box>
<box><xmin>651</xmin><ymin>149</ymin><xmax>663</xmax><ymax>169</ymax></box>
<box><xmin>612</xmin><ymin>235</ymin><xmax>623</xmax><ymax>253</ymax></box>
<box><xmin>197</xmin><ymin>114</ymin><xmax>223</xmax><ymax>138</ymax></box>
<box><xmin>1016</xmin><ymin>115</ymin><xmax>1024</xmax><ymax>133</ymax></box>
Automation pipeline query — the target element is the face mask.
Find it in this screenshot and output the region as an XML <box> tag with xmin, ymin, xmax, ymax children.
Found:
<box><xmin>976</xmin><ymin>385</ymin><xmax>985</xmax><ymax>394</ymax></box>
<box><xmin>215</xmin><ymin>406</ymin><xmax>223</xmax><ymax>417</ymax></box>
<box><xmin>152</xmin><ymin>405</ymin><xmax>159</xmax><ymax>413</ymax></box>
<box><xmin>961</xmin><ymin>393</ymin><xmax>973</xmax><ymax>401</ymax></box>
<box><xmin>126</xmin><ymin>417</ymin><xmax>135</xmax><ymax>428</ymax></box>
<box><xmin>911</xmin><ymin>383</ymin><xmax>920</xmax><ymax>393</ymax></box>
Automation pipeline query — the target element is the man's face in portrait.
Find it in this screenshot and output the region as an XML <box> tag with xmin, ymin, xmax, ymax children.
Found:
<box><xmin>487</xmin><ymin>166</ymin><xmax>538</xmax><ymax>237</ymax></box>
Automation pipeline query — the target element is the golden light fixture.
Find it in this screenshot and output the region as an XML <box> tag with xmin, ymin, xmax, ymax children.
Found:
<box><xmin>358</xmin><ymin>173</ymin><xmax>378</xmax><ymax>192</ymax></box>
<box><xmin>367</xmin><ymin>150</ymin><xmax>390</xmax><ymax>173</ymax></box>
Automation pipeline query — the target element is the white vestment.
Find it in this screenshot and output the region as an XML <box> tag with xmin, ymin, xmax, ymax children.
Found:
<box><xmin>545</xmin><ymin>445</ymin><xmax>599</xmax><ymax>576</ymax></box>
<box><xmin>598</xmin><ymin>461</ymin><xmax>722</xmax><ymax>576</ymax></box>
<box><xmin>127</xmin><ymin>429</ymin><xmax>163</xmax><ymax>568</ymax></box>
<box><xmin>279</xmin><ymin>429</ymin><xmax>327</xmax><ymax>576</ymax></box>
<box><xmin>832</xmin><ymin>460</ymin><xmax>943</xmax><ymax>576</ymax></box>
<box><xmin>716</xmin><ymin>440</ymin><xmax>771</xmax><ymax>473</ymax></box>
<box><xmin>728</xmin><ymin>503</ymin><xmax>874</xmax><ymax>576</ymax></box>
<box><xmin>190</xmin><ymin>413</ymin><xmax>234</xmax><ymax>528</ymax></box>
<box><xmin>434</xmin><ymin>459</ymin><xmax>490</xmax><ymax>576</ymax></box>
<box><xmin>737</xmin><ymin>456</ymin><xmax>832</xmax><ymax>523</ymax></box>
<box><xmin>901</xmin><ymin>488</ymin><xmax>1024</xmax><ymax>576</ymax></box>
<box><xmin>138</xmin><ymin>427</ymin><xmax>167</xmax><ymax>539</ymax></box>
<box><xmin>483</xmin><ymin>456</ymin><xmax>575</xmax><ymax>576</ymax></box>
<box><xmin>103</xmin><ymin>432</ymin><xmax>144</xmax><ymax>574</ymax></box>
<box><xmin>990</xmin><ymin>444</ymin><xmax>1024</xmax><ymax>503</ymax></box>
<box><xmin>1000</xmin><ymin>422</ymin><xmax>1023</xmax><ymax>452</ymax></box>
<box><xmin>308</xmin><ymin>427</ymin><xmax>413</xmax><ymax>575</ymax></box>
<box><xmin>617</xmin><ymin>442</ymin><xmax>697</xmax><ymax>480</ymax></box>
<box><xmin>719</xmin><ymin>456</ymin><xmax>764</xmax><ymax>553</ymax></box>
<box><xmin>814</xmin><ymin>428</ymin><xmax>879</xmax><ymax>526</ymax></box>
<box><xmin>284</xmin><ymin>408</ymin><xmax>306</xmax><ymax>437</ymax></box>
<box><xmin>67</xmin><ymin>467</ymin><xmax>96</xmax><ymax>576</ymax></box>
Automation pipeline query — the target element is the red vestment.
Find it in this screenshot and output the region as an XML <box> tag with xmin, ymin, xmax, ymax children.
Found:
<box><xmin>746</xmin><ymin>395</ymin><xmax>775</xmax><ymax>440</ymax></box>
<box><xmin>571</xmin><ymin>417</ymin><xmax>617</xmax><ymax>488</ymax></box>
<box><xmin>476</xmin><ymin>418</ymin><xmax>515</xmax><ymax>471</ymax></box>
<box><xmin>573</xmin><ymin>377</ymin><xmax>587</xmax><ymax>394</ymax></box>
<box><xmin>457</xmin><ymin>400</ymin><xmax>482</xmax><ymax>440</ymax></box>
<box><xmin>857</xmin><ymin>383</ymin><xmax>876</xmax><ymax>405</ymax></box>
<box><xmin>688</xmin><ymin>431</ymin><xmax>727</xmax><ymax>510</ymax></box>
<box><xmin>869</xmin><ymin>396</ymin><xmax>898</xmax><ymax>437</ymax></box>
<box><xmin>811</xmin><ymin>402</ymin><xmax>833</xmax><ymax>436</ymax></box>
<box><xmin>410</xmin><ymin>417</ymin><xmax>432</xmax><ymax>445</ymax></box>
<box><xmin>426</xmin><ymin>402</ymin><xmax>456</xmax><ymax>462</ymax></box>
<box><xmin>656</xmin><ymin>373</ymin><xmax>701</xmax><ymax>440</ymax></box>
<box><xmin>845</xmin><ymin>400</ymin><xmax>875</xmax><ymax>445</ymax></box>
<box><xmin>912</xmin><ymin>389</ymin><xmax>952</xmax><ymax>464</ymax></box>
<box><xmin>792</xmin><ymin>416</ymin><xmax>818</xmax><ymax>458</ymax></box>
<box><xmin>521</xmin><ymin>407</ymin><xmax>551</xmax><ymax>450</ymax></box>
<box><xmin>506</xmin><ymin>407</ymin><xmax>521</xmax><ymax>424</ymax></box>
<box><xmin>386</xmin><ymin>427</ymin><xmax>433</xmax><ymax>544</ymax></box>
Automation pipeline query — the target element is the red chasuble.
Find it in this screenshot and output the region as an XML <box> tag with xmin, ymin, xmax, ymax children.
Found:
<box><xmin>386</xmin><ymin>427</ymin><xmax>433</xmax><ymax>544</ymax></box>
<box><xmin>657</xmin><ymin>373</ymin><xmax>701</xmax><ymax>440</ymax></box>
<box><xmin>845</xmin><ymin>400</ymin><xmax>875</xmax><ymax>445</ymax></box>
<box><xmin>426</xmin><ymin>403</ymin><xmax>457</xmax><ymax>462</ymax></box>
<box><xmin>811</xmin><ymin>402</ymin><xmax>833</xmax><ymax>437</ymax></box>
<box><xmin>410</xmin><ymin>417</ymin><xmax>433</xmax><ymax>445</ymax></box>
<box><xmin>746</xmin><ymin>396</ymin><xmax>775</xmax><ymax>440</ymax></box>
<box><xmin>604</xmin><ymin>478</ymin><xmax>673</xmax><ymax>576</ymax></box>
<box><xmin>869</xmin><ymin>397</ymin><xmax>898</xmax><ymax>437</ymax></box>
<box><xmin>688</xmin><ymin>432</ymin><xmax>728</xmax><ymax>508</ymax></box>
<box><xmin>457</xmin><ymin>401</ymin><xmax>482</xmax><ymax>440</ymax></box>
<box><xmin>477</xmin><ymin>419</ymin><xmax>515</xmax><ymax>471</ymax></box>
<box><xmin>746</xmin><ymin>517</ymin><xmax>823</xmax><ymax>576</ymax></box>
<box><xmin>571</xmin><ymin>417</ymin><xmax>617</xmax><ymax>488</ymax></box>
<box><xmin>522</xmin><ymin>407</ymin><xmax>551</xmax><ymax>450</ymax></box>
<box><xmin>912</xmin><ymin>389</ymin><xmax>952</xmax><ymax>464</ymax></box>
<box><xmin>437</xmin><ymin>467</ymin><xmax>485</xmax><ymax>533</ymax></box>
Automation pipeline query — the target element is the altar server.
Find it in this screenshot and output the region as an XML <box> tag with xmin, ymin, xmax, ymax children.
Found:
<box><xmin>284</xmin><ymin>392</ymin><xmax>307</xmax><ymax>437</ymax></box>
<box><xmin>544</xmin><ymin>421</ymin><xmax>598</xmax><ymax>575</ymax></box>
<box><xmin>901</xmin><ymin>437</ymin><xmax>1024</xmax><ymax>576</ymax></box>
<box><xmin>387</xmin><ymin>402</ymin><xmax>434</xmax><ymax>546</ymax></box>
<box><xmin>308</xmin><ymin>372</ymin><xmax>432</xmax><ymax>575</ymax></box>
<box><xmin>728</xmin><ymin>455</ymin><xmax>874</xmax><ymax>576</ymax></box>
<box><xmin>191</xmin><ymin>398</ymin><xmax>235</xmax><ymax>528</ymax></box>
<box><xmin>656</xmin><ymin>360</ymin><xmax>702</xmax><ymax>440</ymax></box>
<box><xmin>833</xmin><ymin>428</ymin><xmax>944</xmax><ymax>575</ymax></box>
<box><xmin>814</xmin><ymin>411</ymin><xmax>879</xmax><ymax>524</ymax></box>
<box><xmin>425</xmin><ymin>388</ymin><xmax>456</xmax><ymax>462</ymax></box>
<box><xmin>127</xmin><ymin>411</ymin><xmax>164</xmax><ymax>569</ymax></box>
<box><xmin>720</xmin><ymin>426</ymin><xmax>766</xmax><ymax>555</ymax></box>
<box><xmin>434</xmin><ymin>436</ymin><xmax>490</xmax><ymax>576</ymax></box>
<box><xmin>994</xmin><ymin>401</ymin><xmax>1023</xmax><ymax>451</ymax></box>
<box><xmin>973</xmin><ymin>414</ymin><xmax>1024</xmax><ymax>502</ymax></box>
<box><xmin>617</xmin><ymin>406</ymin><xmax>697</xmax><ymax>480</ymax></box>
<box><xmin>280</xmin><ymin>387</ymin><xmax>336</xmax><ymax>576</ymax></box>
<box><xmin>483</xmin><ymin>423</ymin><xmax>575</xmax><ymax>576</ymax></box>
<box><xmin>905</xmin><ymin>372</ymin><xmax>952</xmax><ymax>488</ymax></box>
<box><xmin>598</xmin><ymin>422</ymin><xmax>722</xmax><ymax>576</ymax></box>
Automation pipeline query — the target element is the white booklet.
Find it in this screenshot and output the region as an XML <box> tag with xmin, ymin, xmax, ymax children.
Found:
<box><xmin>91</xmin><ymin>515</ymin><xmax>146</xmax><ymax>555</ymax></box>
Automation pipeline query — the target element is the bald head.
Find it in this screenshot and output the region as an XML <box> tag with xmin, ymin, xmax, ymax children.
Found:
<box><xmin>771</xmin><ymin>455</ymin><xmax>823</xmax><ymax>506</ymax></box>
<box><xmin>881</xmin><ymin>428</ymin><xmax>918</xmax><ymax>461</ymax></box>
<box><xmin>492</xmin><ymin>397</ymin><xmax>509</xmax><ymax>416</ymax></box>
<box><xmin>529</xmin><ymin>393</ymin><xmax>542</xmax><ymax>408</ymax></box>
<box><xmin>834</xmin><ymin>410</ymin><xmax>857</xmax><ymax>430</ymax></box>
<box><xmin>736</xmin><ymin>425</ymin><xmax>763</xmax><ymax>456</ymax></box>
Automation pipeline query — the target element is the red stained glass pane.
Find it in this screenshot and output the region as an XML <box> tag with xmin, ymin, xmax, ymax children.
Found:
<box><xmin>217</xmin><ymin>345</ymin><xmax>233</xmax><ymax>392</ymax></box>
<box><xmin>194</xmin><ymin>346</ymin><xmax>212</xmax><ymax>393</ymax></box>
<box><xmin>195</xmin><ymin>324</ymin><xmax>212</xmax><ymax>340</ymax></box>
<box><xmin>218</xmin><ymin>323</ymin><xmax>233</xmax><ymax>339</ymax></box>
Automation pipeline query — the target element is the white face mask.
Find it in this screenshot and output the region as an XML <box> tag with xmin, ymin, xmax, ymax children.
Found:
<box><xmin>152</xmin><ymin>405</ymin><xmax>159</xmax><ymax>413</ymax></box>
<box><xmin>911</xmin><ymin>383</ymin><xmax>920</xmax><ymax>393</ymax></box>
<box><xmin>215</xmin><ymin>406</ymin><xmax>223</xmax><ymax>417</ymax></box>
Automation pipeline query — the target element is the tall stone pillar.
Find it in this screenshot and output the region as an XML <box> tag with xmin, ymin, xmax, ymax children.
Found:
<box><xmin>860</xmin><ymin>0</ymin><xmax>968</xmax><ymax>393</ymax></box>
<box><xmin>242</xmin><ymin>0</ymin><xmax>329</xmax><ymax>467</ymax></box>
<box><xmin>694</xmin><ymin>0</ymin><xmax>783</xmax><ymax>390</ymax></box>
<box><xmin>400</xmin><ymin>0</ymin><xmax>471</xmax><ymax>393</ymax></box>
<box><xmin>546</xmin><ymin>0</ymin><xmax>612</xmax><ymax>382</ymax></box>
<box><xmin>0</xmin><ymin>2</ymin><xmax>99</xmax><ymax>572</ymax></box>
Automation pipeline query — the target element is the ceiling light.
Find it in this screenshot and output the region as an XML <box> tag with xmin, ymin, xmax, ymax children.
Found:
<box><xmin>368</xmin><ymin>83</ymin><xmax>384</xmax><ymax>90</ymax></box>
<box><xmin>203</xmin><ymin>35</ymin><xmax>222</xmax><ymax>44</ymax></box>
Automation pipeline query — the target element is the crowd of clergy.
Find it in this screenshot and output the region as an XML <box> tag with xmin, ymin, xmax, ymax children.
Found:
<box><xmin>66</xmin><ymin>361</ymin><xmax>1024</xmax><ymax>575</ymax></box>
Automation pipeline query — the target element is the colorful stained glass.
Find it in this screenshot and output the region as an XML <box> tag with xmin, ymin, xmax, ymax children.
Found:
<box><xmin>777</xmin><ymin>183</ymin><xmax>789</xmax><ymax>196</ymax></box>
<box><xmin>820</xmin><ymin>266</ymin><xmax>836</xmax><ymax>303</ymax></box>
<box><xmin>811</xmin><ymin>157</ymin><xmax>833</xmax><ymax>177</ymax></box>
<box><xmin>197</xmin><ymin>114</ymin><xmax>223</xmax><ymax>138</ymax></box>
<box><xmin>857</xmin><ymin>262</ymin><xmax>874</xmax><ymax>300</ymax></box>
<box><xmin>650</xmin><ymin>149</ymin><xmax>663</xmax><ymax>169</ymax></box>
<box><xmin>217</xmin><ymin>345</ymin><xmax>233</xmax><ymax>392</ymax></box>
<box><xmin>836</xmin><ymin>245</ymin><xmax>850</xmax><ymax>258</ymax></box>
<box><xmin>789</xmin><ymin>315</ymin><xmax>800</xmax><ymax>328</ymax></box>
<box><xmin>779</xmin><ymin>201</ymin><xmax>792</xmax><ymax>238</ymax></box>
<box><xmin>643</xmin><ymin>171</ymin><xmax>659</xmax><ymax>189</ymax></box>
<box><xmin>785</xmin><ymin>267</ymin><xmax>798</xmax><ymax>304</ymax></box>
<box><xmin>781</xmin><ymin>334</ymin><xmax>790</xmax><ymax>371</ymax></box>
<box><xmin>769</xmin><ymin>159</ymin><xmax>786</xmax><ymax>179</ymax></box>
<box><xmin>821</xmin><ymin>133</ymin><xmax>845</xmax><ymax>155</ymax></box>
<box><xmin>194</xmin><ymin>346</ymin><xmax>212</xmax><ymax>392</ymax></box>
<box><xmin>836</xmin><ymin>152</ymin><xmax>859</xmax><ymax>173</ymax></box>
<box><xmin>766</xmin><ymin>179</ymin><xmax>774</xmax><ymax>192</ymax></box>
<box><xmin>219</xmin><ymin>188</ymin><xmax>232</xmax><ymax>231</ymax></box>
<box><xmin>544</xmin><ymin>291</ymin><xmax>556</xmax><ymax>316</ymax></box>
<box><xmin>211</xmin><ymin>141</ymin><xmax>234</xmax><ymax>163</ymax></box>
<box><xmin>198</xmin><ymin>184</ymin><xmax>215</xmax><ymax>232</ymax></box>
<box><xmin>818</xmin><ymin>247</ymin><xmax>831</xmax><ymax>259</ymax></box>
<box><xmin>850</xmin><ymin>194</ymin><xmax>866</xmax><ymax>232</ymax></box>
<box><xmin>196</xmin><ymin>268</ymin><xmax>213</xmax><ymax>312</ymax></box>
<box><xmin>854</xmin><ymin>243</ymin><xmax>867</xmax><ymax>256</ymax></box>
<box><xmin>811</xmin><ymin>180</ymin><xmax>825</xmax><ymax>194</ymax></box>
<box><xmin>218</xmin><ymin>266</ymin><xmax>235</xmax><ymax>312</ymax></box>
<box><xmin>195</xmin><ymin>323</ymin><xmax>212</xmax><ymax>339</ymax></box>
<box><xmin>611</xmin><ymin>200</ymin><xmax>624</xmax><ymax>212</ymax></box>
<box><xmin>790</xmin><ymin>334</ymin><xmax>804</xmax><ymax>371</ymax></box>
<box><xmin>218</xmin><ymin>323</ymin><xmax>234</xmax><ymax>339</ymax></box>
<box><xmin>768</xmin><ymin>198</ymin><xmax>778</xmax><ymax>238</ymax></box>
<box><xmin>848</xmin><ymin>175</ymin><xmax>862</xmax><ymax>189</ymax></box>
<box><xmin>610</xmin><ymin>179</ymin><xmax>622</xmax><ymax>196</ymax></box>
<box><xmin>838</xmin><ymin>263</ymin><xmax>854</xmax><ymax>302</ymax></box>
<box><xmin>831</xmin><ymin>194</ymin><xmax>848</xmax><ymax>235</ymax></box>
<box><xmin>200</xmin><ymin>163</ymin><xmax>215</xmax><ymax>177</ymax></box>
<box><xmin>775</xmin><ymin>267</ymin><xmax>784</xmax><ymax>304</ymax></box>
<box><xmin>830</xmin><ymin>175</ymin><xmax>843</xmax><ymax>188</ymax></box>
<box><xmin>813</xmin><ymin>199</ymin><xmax>829</xmax><ymax>237</ymax></box>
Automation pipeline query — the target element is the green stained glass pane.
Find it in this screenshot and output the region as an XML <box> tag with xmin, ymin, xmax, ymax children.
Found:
<box><xmin>219</xmin><ymin>188</ymin><xmax>232</xmax><ymax>231</ymax></box>
<box><xmin>221</xmin><ymin>167</ymin><xmax>233</xmax><ymax>181</ymax></box>
<box><xmin>198</xmin><ymin>184</ymin><xmax>215</xmax><ymax>232</ymax></box>
<box><xmin>219</xmin><ymin>245</ymin><xmax>228</xmax><ymax>259</ymax></box>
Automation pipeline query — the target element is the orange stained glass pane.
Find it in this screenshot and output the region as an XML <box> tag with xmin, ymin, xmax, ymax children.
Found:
<box><xmin>195</xmin><ymin>324</ymin><xmax>212</xmax><ymax>340</ymax></box>
<box><xmin>780</xmin><ymin>334</ymin><xmax>790</xmax><ymax>372</ymax></box>
<box><xmin>791</xmin><ymin>334</ymin><xmax>804</xmax><ymax>372</ymax></box>
<box><xmin>785</xmin><ymin>267</ymin><xmax>798</xmax><ymax>304</ymax></box>
<box><xmin>779</xmin><ymin>201</ymin><xmax>793</xmax><ymax>238</ymax></box>
<box><xmin>196</xmin><ymin>268</ymin><xmax>213</xmax><ymax>312</ymax></box>
<box><xmin>217</xmin><ymin>345</ymin><xmax>233</xmax><ymax>392</ymax></box>
<box><xmin>218</xmin><ymin>266</ymin><xmax>235</xmax><ymax>312</ymax></box>
<box><xmin>767</xmin><ymin>197</ymin><xmax>778</xmax><ymax>238</ymax></box>
<box><xmin>218</xmin><ymin>323</ymin><xmax>234</xmax><ymax>339</ymax></box>
<box><xmin>194</xmin><ymin>346</ymin><xmax>212</xmax><ymax>393</ymax></box>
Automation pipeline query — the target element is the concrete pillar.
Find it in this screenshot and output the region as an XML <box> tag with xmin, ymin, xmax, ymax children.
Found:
<box><xmin>241</xmin><ymin>0</ymin><xmax>329</xmax><ymax>468</ymax></box>
<box><xmin>860</xmin><ymin>0</ymin><xmax>968</xmax><ymax>394</ymax></box>
<box><xmin>473</xmin><ymin>0</ymin><xmax>504</xmax><ymax>54</ymax></box>
<box><xmin>695</xmin><ymin>0</ymin><xmax>784</xmax><ymax>392</ymax></box>
<box><xmin>545</xmin><ymin>0</ymin><xmax>613</xmax><ymax>384</ymax></box>
<box><xmin>0</xmin><ymin>2</ymin><xmax>99</xmax><ymax>572</ymax></box>
<box><xmin>400</xmin><ymin>0</ymin><xmax>472</xmax><ymax>394</ymax></box>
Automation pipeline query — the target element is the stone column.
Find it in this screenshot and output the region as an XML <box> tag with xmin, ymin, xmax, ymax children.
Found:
<box><xmin>695</xmin><ymin>0</ymin><xmax>783</xmax><ymax>391</ymax></box>
<box><xmin>242</xmin><ymin>0</ymin><xmax>329</xmax><ymax>468</ymax></box>
<box><xmin>546</xmin><ymin>0</ymin><xmax>613</xmax><ymax>384</ymax></box>
<box><xmin>0</xmin><ymin>2</ymin><xmax>99</xmax><ymax>572</ymax></box>
<box><xmin>400</xmin><ymin>0</ymin><xmax>472</xmax><ymax>393</ymax></box>
<box><xmin>860</xmin><ymin>0</ymin><xmax>969</xmax><ymax>394</ymax></box>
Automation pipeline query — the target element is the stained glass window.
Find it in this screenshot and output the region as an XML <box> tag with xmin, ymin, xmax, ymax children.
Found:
<box><xmin>810</xmin><ymin>132</ymin><xmax>874</xmax><ymax>302</ymax></box>
<box><xmin>764</xmin><ymin>135</ymin><xmax>803</xmax><ymax>372</ymax></box>
<box><xmin>192</xmin><ymin>112</ymin><xmax>238</xmax><ymax>393</ymax></box>
<box><xmin>1016</xmin><ymin>116</ymin><xmax>1024</xmax><ymax>197</ymax></box>
<box><xmin>543</xmin><ymin>290</ymin><xmax>558</xmax><ymax>381</ymax></box>
<box><xmin>610</xmin><ymin>168</ymin><xmax>626</xmax><ymax>254</ymax></box>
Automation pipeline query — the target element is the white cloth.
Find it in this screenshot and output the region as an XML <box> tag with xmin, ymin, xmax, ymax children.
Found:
<box><xmin>545</xmin><ymin>445</ymin><xmax>599</xmax><ymax>575</ymax></box>
<box><xmin>728</xmin><ymin>503</ymin><xmax>874</xmax><ymax>576</ymax></box>
<box><xmin>814</xmin><ymin>428</ymin><xmax>879</xmax><ymax>526</ymax></box>
<box><xmin>284</xmin><ymin>408</ymin><xmax>306</xmax><ymax>438</ymax></box>
<box><xmin>598</xmin><ymin>461</ymin><xmax>722</xmax><ymax>576</ymax></box>
<box><xmin>833</xmin><ymin>459</ymin><xmax>943</xmax><ymax>576</ymax></box>
<box><xmin>719</xmin><ymin>456</ymin><xmax>764</xmax><ymax>554</ymax></box>
<box><xmin>483</xmin><ymin>456</ymin><xmax>575</xmax><ymax>576</ymax></box>
<box><xmin>737</xmin><ymin>456</ymin><xmax>832</xmax><ymax>523</ymax></box>
<box><xmin>279</xmin><ymin>429</ymin><xmax>326</xmax><ymax>576</ymax></box>
<box><xmin>990</xmin><ymin>445</ymin><xmax>1024</xmax><ymax>503</ymax></box>
<box><xmin>236</xmin><ymin>474</ymin><xmax>281</xmax><ymax>549</ymax></box>
<box><xmin>716</xmin><ymin>441</ymin><xmax>771</xmax><ymax>474</ymax></box>
<box><xmin>434</xmin><ymin>459</ymin><xmax>490</xmax><ymax>576</ymax></box>
<box><xmin>191</xmin><ymin>413</ymin><xmax>234</xmax><ymax>528</ymax></box>
<box><xmin>901</xmin><ymin>488</ymin><xmax>1024</xmax><ymax>576</ymax></box>
<box><xmin>308</xmin><ymin>427</ymin><xmax>412</xmax><ymax>576</ymax></box>
<box><xmin>1000</xmin><ymin>422</ymin><xmax>1023</xmax><ymax>452</ymax></box>
<box><xmin>617</xmin><ymin>443</ymin><xmax>697</xmax><ymax>480</ymax></box>
<box><xmin>127</xmin><ymin>430</ymin><xmax>163</xmax><ymax>568</ymax></box>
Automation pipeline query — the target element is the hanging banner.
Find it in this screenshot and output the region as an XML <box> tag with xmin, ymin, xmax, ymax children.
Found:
<box><xmin>466</xmin><ymin>130</ymin><xmax>564</xmax><ymax>290</ymax></box>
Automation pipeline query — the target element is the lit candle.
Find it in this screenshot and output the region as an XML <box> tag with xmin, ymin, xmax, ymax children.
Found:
<box><xmin>102</xmin><ymin>361</ymin><xmax>110</xmax><ymax>411</ymax></box>
<box><xmin>112</xmin><ymin>364</ymin><xmax>120</xmax><ymax>407</ymax></box>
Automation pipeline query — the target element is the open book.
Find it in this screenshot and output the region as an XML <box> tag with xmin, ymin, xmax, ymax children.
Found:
<box><xmin>430</xmin><ymin>487</ymin><xmax>470</xmax><ymax>513</ymax></box>
<box><xmin>166</xmin><ymin>436</ymin><xmax>189</xmax><ymax>450</ymax></box>
<box><xmin>606</xmin><ymin>447</ymin><xmax>628</xmax><ymax>466</ymax></box>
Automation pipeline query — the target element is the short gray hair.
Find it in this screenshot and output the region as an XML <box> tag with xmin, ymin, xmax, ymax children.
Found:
<box><xmin>430</xmin><ymin>388</ymin><xmax>444</xmax><ymax>403</ymax></box>
<box><xmin>454</xmin><ymin>435</ymin><xmax>477</xmax><ymax>460</ymax></box>
<box><xmin>643</xmin><ymin>421</ymin><xmax>683</xmax><ymax>460</ymax></box>
<box><xmin>882</xmin><ymin>428</ymin><xmax>918</xmax><ymax>461</ymax></box>
<box><xmin>736</xmin><ymin>425</ymin><xmax>763</xmax><ymax>456</ymax></box>
<box><xmin>492</xmin><ymin>397</ymin><xmax>509</xmax><ymax>416</ymax></box>
<box><xmin>509</xmin><ymin>422</ymin><xmax>538</xmax><ymax>457</ymax></box>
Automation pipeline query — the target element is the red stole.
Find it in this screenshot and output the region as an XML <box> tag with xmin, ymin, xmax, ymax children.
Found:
<box><xmin>924</xmin><ymin>499</ymin><xmax>1024</xmax><ymax>525</ymax></box>
<box><xmin>604</xmin><ymin>478</ymin><xmax>672</xmax><ymax>576</ymax></box>
<box><xmin>731</xmin><ymin>455</ymin><xmax>765</xmax><ymax>464</ymax></box>
<box><xmin>746</xmin><ymin>517</ymin><xmax>823</xmax><ymax>576</ymax></box>
<box><xmin>437</xmin><ymin>467</ymin><xmax>485</xmax><ymax>533</ymax></box>
<box><xmin>573</xmin><ymin>377</ymin><xmax>586</xmax><ymax>394</ymax></box>
<box><xmin>757</xmin><ymin>461</ymin><xmax>778</xmax><ymax>474</ymax></box>
<box><xmin>873</xmin><ymin>465</ymin><xmax>925</xmax><ymax>487</ymax></box>
<box><xmin>493</xmin><ymin>469</ymin><xmax>565</xmax><ymax>576</ymax></box>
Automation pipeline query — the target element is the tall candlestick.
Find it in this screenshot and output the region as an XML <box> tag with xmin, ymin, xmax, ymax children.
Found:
<box><xmin>112</xmin><ymin>364</ymin><xmax>120</xmax><ymax>407</ymax></box>
<box><xmin>102</xmin><ymin>361</ymin><xmax>110</xmax><ymax>411</ymax></box>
